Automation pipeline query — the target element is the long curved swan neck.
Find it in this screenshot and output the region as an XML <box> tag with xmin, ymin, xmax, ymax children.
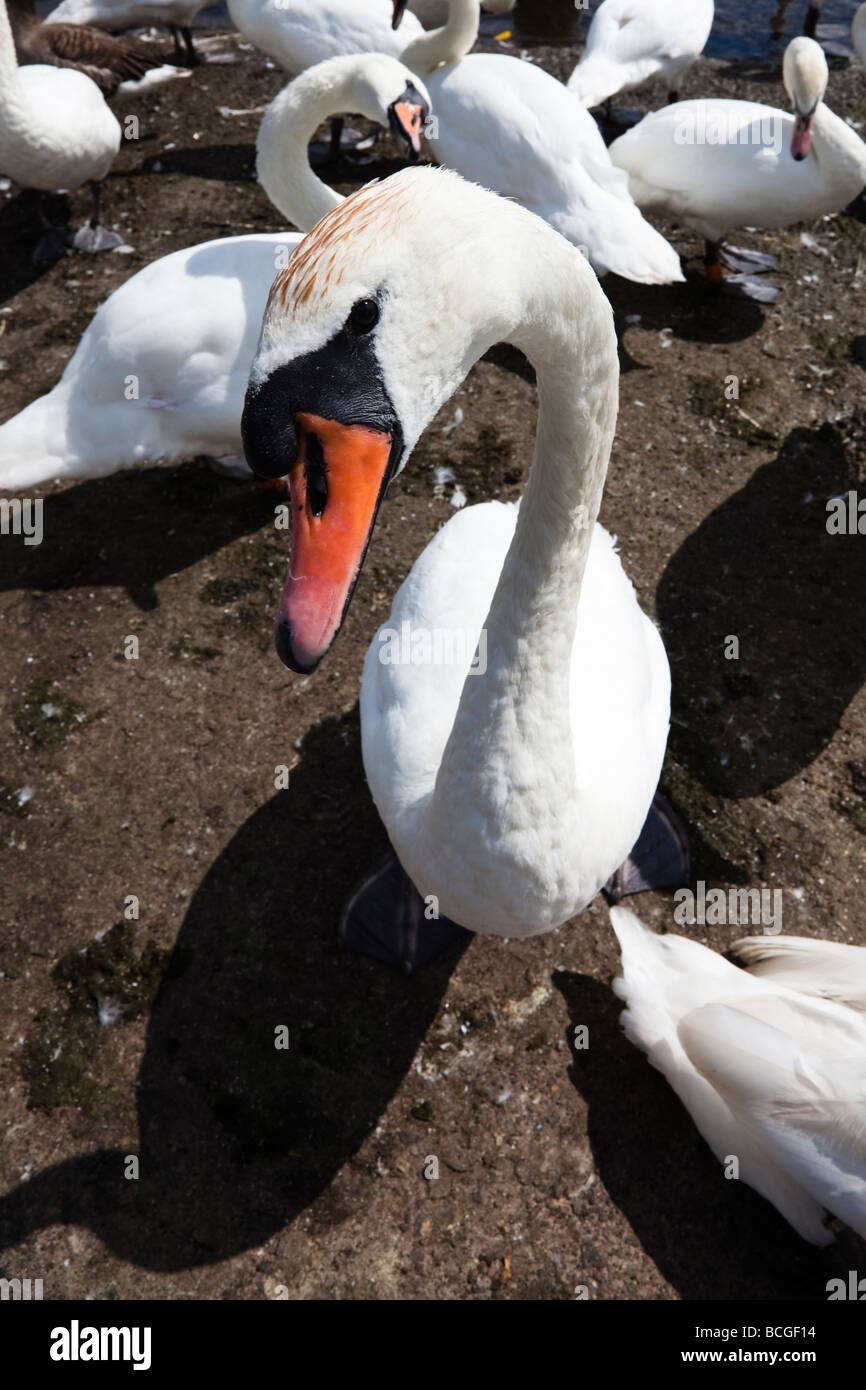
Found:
<box><xmin>400</xmin><ymin>0</ymin><xmax>479</xmax><ymax>74</ymax></box>
<box><xmin>256</xmin><ymin>59</ymin><xmax>366</xmax><ymax>232</ymax></box>
<box><xmin>811</xmin><ymin>101</ymin><xmax>866</xmax><ymax>181</ymax></box>
<box><xmin>427</xmin><ymin>230</ymin><xmax>619</xmax><ymax>845</ymax></box>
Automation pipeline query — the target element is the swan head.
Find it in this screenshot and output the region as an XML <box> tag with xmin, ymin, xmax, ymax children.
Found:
<box><xmin>241</xmin><ymin>166</ymin><xmax>536</xmax><ymax>672</ymax></box>
<box><xmin>782</xmin><ymin>37</ymin><xmax>828</xmax><ymax>161</ymax></box>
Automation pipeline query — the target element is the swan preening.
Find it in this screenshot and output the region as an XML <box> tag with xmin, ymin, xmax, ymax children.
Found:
<box><xmin>610</xmin><ymin>37</ymin><xmax>866</xmax><ymax>299</ymax></box>
<box><xmin>568</xmin><ymin>0</ymin><xmax>714</xmax><ymax>109</ymax></box>
<box><xmin>242</xmin><ymin>166</ymin><xmax>686</xmax><ymax>965</ymax></box>
<box><xmin>0</xmin><ymin>55</ymin><xmax>429</xmax><ymax>489</ymax></box>
<box><xmin>392</xmin><ymin>0</ymin><xmax>683</xmax><ymax>284</ymax></box>
<box><xmin>0</xmin><ymin>0</ymin><xmax>122</xmax><ymax>257</ymax></box>
<box><xmin>611</xmin><ymin>909</ymin><xmax>866</xmax><ymax>1244</ymax></box>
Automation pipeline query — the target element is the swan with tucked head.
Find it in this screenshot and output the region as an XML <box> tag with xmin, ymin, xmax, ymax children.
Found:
<box><xmin>611</xmin><ymin>909</ymin><xmax>866</xmax><ymax>1244</ymax></box>
<box><xmin>0</xmin><ymin>54</ymin><xmax>429</xmax><ymax>489</ymax></box>
<box><xmin>609</xmin><ymin>36</ymin><xmax>866</xmax><ymax>300</ymax></box>
<box><xmin>568</xmin><ymin>0</ymin><xmax>714</xmax><ymax>110</ymax></box>
<box><xmin>242</xmin><ymin>167</ymin><xmax>686</xmax><ymax>968</ymax></box>
<box><xmin>392</xmin><ymin>0</ymin><xmax>683</xmax><ymax>284</ymax></box>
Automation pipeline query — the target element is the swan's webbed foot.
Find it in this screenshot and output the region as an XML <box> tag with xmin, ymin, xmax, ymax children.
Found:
<box><xmin>704</xmin><ymin>240</ymin><xmax>779</xmax><ymax>302</ymax></box>
<box><xmin>69</xmin><ymin>223</ymin><xmax>124</xmax><ymax>254</ymax></box>
<box><xmin>339</xmin><ymin>851</ymin><xmax>471</xmax><ymax>974</ymax></box>
<box><xmin>602</xmin><ymin>792</ymin><xmax>690</xmax><ymax>903</ymax></box>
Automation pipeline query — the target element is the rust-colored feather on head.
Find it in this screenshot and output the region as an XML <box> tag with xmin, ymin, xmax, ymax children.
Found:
<box><xmin>267</xmin><ymin>178</ymin><xmax>421</xmax><ymax>322</ymax></box>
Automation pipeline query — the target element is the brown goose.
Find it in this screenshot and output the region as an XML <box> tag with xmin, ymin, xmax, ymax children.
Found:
<box><xmin>8</xmin><ymin>0</ymin><xmax>174</xmax><ymax>96</ymax></box>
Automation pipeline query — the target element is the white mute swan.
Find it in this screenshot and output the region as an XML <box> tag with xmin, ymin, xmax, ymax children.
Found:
<box><xmin>44</xmin><ymin>0</ymin><xmax>209</xmax><ymax>67</ymax></box>
<box><xmin>568</xmin><ymin>0</ymin><xmax>714</xmax><ymax>110</ymax></box>
<box><xmin>0</xmin><ymin>54</ymin><xmax>429</xmax><ymax>490</ymax></box>
<box><xmin>225</xmin><ymin>0</ymin><xmax>426</xmax><ymax>158</ymax></box>
<box><xmin>9</xmin><ymin>0</ymin><xmax>186</xmax><ymax>96</ymax></box>
<box><xmin>610</xmin><ymin>907</ymin><xmax>866</xmax><ymax>1244</ymax></box>
<box><xmin>393</xmin><ymin>0</ymin><xmax>683</xmax><ymax>283</ymax></box>
<box><xmin>241</xmin><ymin>166</ymin><xmax>688</xmax><ymax>970</ymax></box>
<box><xmin>0</xmin><ymin>0</ymin><xmax>122</xmax><ymax>258</ymax></box>
<box><xmin>609</xmin><ymin>36</ymin><xmax>866</xmax><ymax>300</ymax></box>
<box><xmin>226</xmin><ymin>0</ymin><xmax>423</xmax><ymax>73</ymax></box>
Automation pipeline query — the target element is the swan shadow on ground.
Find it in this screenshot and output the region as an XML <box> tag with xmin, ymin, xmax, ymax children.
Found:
<box><xmin>133</xmin><ymin>140</ymin><xmax>415</xmax><ymax>187</ymax></box>
<box><xmin>657</xmin><ymin>422</ymin><xmax>866</xmax><ymax>798</ymax></box>
<box><xmin>555</xmin><ymin>968</ymin><xmax>866</xmax><ymax>1299</ymax></box>
<box><xmin>0</xmin><ymin>462</ymin><xmax>278</xmax><ymax>610</ymax></box>
<box><xmin>0</xmin><ymin>708</ymin><xmax>468</xmax><ymax>1271</ymax></box>
<box><xmin>0</xmin><ymin>190</ymin><xmax>73</xmax><ymax>300</ymax></box>
<box><xmin>606</xmin><ymin>273</ymin><xmax>765</xmax><ymax>350</ymax></box>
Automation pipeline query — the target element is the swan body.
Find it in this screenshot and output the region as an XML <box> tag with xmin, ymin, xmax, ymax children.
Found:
<box><xmin>399</xmin><ymin>0</ymin><xmax>683</xmax><ymax>283</ymax></box>
<box><xmin>611</xmin><ymin>908</ymin><xmax>866</xmax><ymax>1245</ymax></box>
<box><xmin>226</xmin><ymin>0</ymin><xmax>423</xmax><ymax>72</ymax></box>
<box><xmin>360</xmin><ymin>508</ymin><xmax>669</xmax><ymax>934</ymax></box>
<box><xmin>0</xmin><ymin>54</ymin><xmax>429</xmax><ymax>489</ymax></box>
<box><xmin>0</xmin><ymin>0</ymin><xmax>119</xmax><ymax>195</ymax></box>
<box><xmin>609</xmin><ymin>37</ymin><xmax>866</xmax><ymax>244</ymax></box>
<box><xmin>242</xmin><ymin>166</ymin><xmax>672</xmax><ymax>938</ymax></box>
<box><xmin>568</xmin><ymin>0</ymin><xmax>714</xmax><ymax>108</ymax></box>
<box><xmin>44</xmin><ymin>0</ymin><xmax>207</xmax><ymax>31</ymax></box>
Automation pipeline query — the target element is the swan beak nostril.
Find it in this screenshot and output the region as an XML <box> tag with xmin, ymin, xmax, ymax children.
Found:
<box><xmin>277</xmin><ymin>414</ymin><xmax>394</xmax><ymax>673</ymax></box>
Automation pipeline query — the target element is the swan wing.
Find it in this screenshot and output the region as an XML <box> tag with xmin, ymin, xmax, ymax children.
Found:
<box><xmin>568</xmin><ymin>0</ymin><xmax>714</xmax><ymax>107</ymax></box>
<box><xmin>610</xmin><ymin>908</ymin><xmax>856</xmax><ymax>1243</ymax></box>
<box><xmin>734</xmin><ymin>934</ymin><xmax>866</xmax><ymax>1012</ymax></box>
<box><xmin>680</xmin><ymin>1001</ymin><xmax>866</xmax><ymax>1239</ymax></box>
<box><xmin>0</xmin><ymin>233</ymin><xmax>297</xmax><ymax>486</ymax></box>
<box><xmin>427</xmin><ymin>56</ymin><xmax>683</xmax><ymax>282</ymax></box>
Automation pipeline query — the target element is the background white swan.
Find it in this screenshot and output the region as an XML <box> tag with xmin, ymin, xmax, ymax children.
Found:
<box><xmin>609</xmin><ymin>36</ymin><xmax>866</xmax><ymax>298</ymax></box>
<box><xmin>568</xmin><ymin>0</ymin><xmax>714</xmax><ymax>110</ymax></box>
<box><xmin>611</xmin><ymin>907</ymin><xmax>866</xmax><ymax>1244</ymax></box>
<box><xmin>0</xmin><ymin>54</ymin><xmax>429</xmax><ymax>489</ymax></box>
<box><xmin>226</xmin><ymin>0</ymin><xmax>424</xmax><ymax>73</ymax></box>
<box><xmin>241</xmin><ymin>166</ymin><xmax>686</xmax><ymax>970</ymax></box>
<box><xmin>45</xmin><ymin>0</ymin><xmax>209</xmax><ymax>65</ymax></box>
<box><xmin>0</xmin><ymin>0</ymin><xmax>121</xmax><ymax>257</ymax></box>
<box><xmin>395</xmin><ymin>0</ymin><xmax>683</xmax><ymax>283</ymax></box>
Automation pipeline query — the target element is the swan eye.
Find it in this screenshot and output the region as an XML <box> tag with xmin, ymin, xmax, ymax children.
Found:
<box><xmin>349</xmin><ymin>298</ymin><xmax>379</xmax><ymax>333</ymax></box>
